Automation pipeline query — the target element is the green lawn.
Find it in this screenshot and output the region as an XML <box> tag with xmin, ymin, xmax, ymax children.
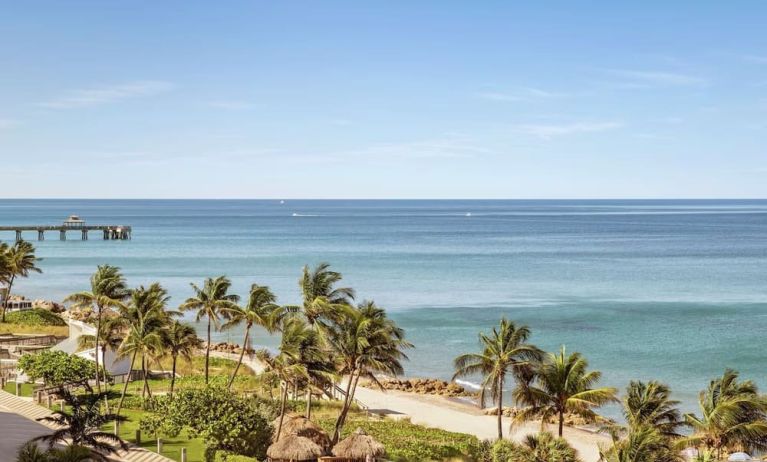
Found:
<box><xmin>3</xmin><ymin>381</ymin><xmax>35</xmax><ymax>397</ymax></box>
<box><xmin>111</xmin><ymin>409</ymin><xmax>207</xmax><ymax>462</ymax></box>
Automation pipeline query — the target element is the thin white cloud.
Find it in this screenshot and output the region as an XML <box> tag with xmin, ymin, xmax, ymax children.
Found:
<box><xmin>343</xmin><ymin>136</ymin><xmax>494</xmax><ymax>161</ymax></box>
<box><xmin>512</xmin><ymin>121</ymin><xmax>623</xmax><ymax>139</ymax></box>
<box><xmin>477</xmin><ymin>87</ymin><xmax>570</xmax><ymax>102</ymax></box>
<box><xmin>604</xmin><ymin>69</ymin><xmax>707</xmax><ymax>87</ymax></box>
<box><xmin>0</xmin><ymin>119</ymin><xmax>16</xmax><ymax>129</ymax></box>
<box><xmin>38</xmin><ymin>80</ymin><xmax>174</xmax><ymax>109</ymax></box>
<box><xmin>208</xmin><ymin>100</ymin><xmax>255</xmax><ymax>110</ymax></box>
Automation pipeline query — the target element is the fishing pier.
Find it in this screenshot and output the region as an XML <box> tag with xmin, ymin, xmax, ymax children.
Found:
<box><xmin>0</xmin><ymin>215</ymin><xmax>132</xmax><ymax>241</ymax></box>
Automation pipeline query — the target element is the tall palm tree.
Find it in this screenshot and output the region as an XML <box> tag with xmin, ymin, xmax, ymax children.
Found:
<box><xmin>221</xmin><ymin>284</ymin><xmax>284</xmax><ymax>390</ymax></box>
<box><xmin>256</xmin><ymin>316</ymin><xmax>312</xmax><ymax>441</ymax></box>
<box><xmin>115</xmin><ymin>283</ymin><xmax>168</xmax><ymax>417</ymax></box>
<box><xmin>623</xmin><ymin>380</ymin><xmax>685</xmax><ymax>437</ymax></box>
<box><xmin>326</xmin><ymin>301</ymin><xmax>411</xmax><ymax>443</ymax></box>
<box><xmin>681</xmin><ymin>369</ymin><xmax>767</xmax><ymax>458</ymax></box>
<box><xmin>32</xmin><ymin>388</ymin><xmax>127</xmax><ymax>462</ymax></box>
<box><xmin>0</xmin><ymin>240</ymin><xmax>42</xmax><ymax>322</ymax></box>
<box><xmin>179</xmin><ymin>276</ymin><xmax>240</xmax><ymax>384</ymax></box>
<box><xmin>453</xmin><ymin>318</ymin><xmax>542</xmax><ymax>440</ymax></box>
<box><xmin>299</xmin><ymin>262</ymin><xmax>355</xmax><ymax>326</ymax></box>
<box><xmin>65</xmin><ymin>265</ymin><xmax>129</xmax><ymax>394</ymax></box>
<box><xmin>163</xmin><ymin>320</ymin><xmax>200</xmax><ymax>397</ymax></box>
<box><xmin>515</xmin><ymin>346</ymin><xmax>617</xmax><ymax>437</ymax></box>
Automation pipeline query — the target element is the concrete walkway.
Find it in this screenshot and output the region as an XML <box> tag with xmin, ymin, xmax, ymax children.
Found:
<box><xmin>0</xmin><ymin>390</ymin><xmax>173</xmax><ymax>462</ymax></box>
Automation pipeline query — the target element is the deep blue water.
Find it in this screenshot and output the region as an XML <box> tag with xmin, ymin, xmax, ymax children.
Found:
<box><xmin>1</xmin><ymin>199</ymin><xmax>766</xmax><ymax>415</ymax></box>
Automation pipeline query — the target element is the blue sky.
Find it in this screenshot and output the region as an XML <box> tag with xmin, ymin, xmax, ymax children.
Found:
<box><xmin>0</xmin><ymin>1</ymin><xmax>765</xmax><ymax>198</ymax></box>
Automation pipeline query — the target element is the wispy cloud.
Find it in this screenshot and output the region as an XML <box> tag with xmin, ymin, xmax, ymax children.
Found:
<box><xmin>38</xmin><ymin>80</ymin><xmax>174</xmax><ymax>109</ymax></box>
<box><xmin>603</xmin><ymin>69</ymin><xmax>707</xmax><ymax>87</ymax></box>
<box><xmin>476</xmin><ymin>87</ymin><xmax>570</xmax><ymax>102</ymax></box>
<box><xmin>208</xmin><ymin>100</ymin><xmax>256</xmax><ymax>110</ymax></box>
<box><xmin>0</xmin><ymin>119</ymin><xmax>17</xmax><ymax>130</ymax></box>
<box><xmin>512</xmin><ymin>121</ymin><xmax>623</xmax><ymax>139</ymax></box>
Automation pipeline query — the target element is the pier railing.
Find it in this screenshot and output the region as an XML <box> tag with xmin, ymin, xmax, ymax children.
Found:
<box><xmin>0</xmin><ymin>225</ymin><xmax>132</xmax><ymax>241</ymax></box>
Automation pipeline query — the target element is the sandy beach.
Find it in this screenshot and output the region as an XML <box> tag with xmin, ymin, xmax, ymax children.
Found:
<box><xmin>351</xmin><ymin>382</ymin><xmax>611</xmax><ymax>462</ymax></box>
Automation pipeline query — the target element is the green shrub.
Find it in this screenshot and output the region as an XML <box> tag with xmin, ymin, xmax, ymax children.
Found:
<box><xmin>214</xmin><ymin>451</ymin><xmax>259</xmax><ymax>462</ymax></box>
<box><xmin>318</xmin><ymin>417</ymin><xmax>485</xmax><ymax>462</ymax></box>
<box><xmin>18</xmin><ymin>350</ymin><xmax>104</xmax><ymax>387</ymax></box>
<box><xmin>491</xmin><ymin>440</ymin><xmax>517</xmax><ymax>462</ymax></box>
<box><xmin>6</xmin><ymin>309</ymin><xmax>66</xmax><ymax>326</ymax></box>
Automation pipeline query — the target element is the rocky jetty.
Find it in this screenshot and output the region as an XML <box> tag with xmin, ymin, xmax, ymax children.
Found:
<box><xmin>367</xmin><ymin>377</ymin><xmax>470</xmax><ymax>397</ymax></box>
<box><xmin>201</xmin><ymin>341</ymin><xmax>255</xmax><ymax>355</ymax></box>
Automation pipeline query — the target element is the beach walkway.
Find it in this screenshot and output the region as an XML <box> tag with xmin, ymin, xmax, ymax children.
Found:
<box><xmin>0</xmin><ymin>390</ymin><xmax>173</xmax><ymax>462</ymax></box>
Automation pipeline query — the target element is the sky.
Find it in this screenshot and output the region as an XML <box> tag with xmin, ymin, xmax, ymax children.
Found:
<box><xmin>0</xmin><ymin>1</ymin><xmax>765</xmax><ymax>199</ymax></box>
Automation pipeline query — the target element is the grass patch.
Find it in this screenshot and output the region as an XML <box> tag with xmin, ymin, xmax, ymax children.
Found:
<box><xmin>0</xmin><ymin>323</ymin><xmax>69</xmax><ymax>336</ymax></box>
<box><xmin>112</xmin><ymin>409</ymin><xmax>207</xmax><ymax>462</ymax></box>
<box><xmin>5</xmin><ymin>309</ymin><xmax>66</xmax><ymax>327</ymax></box>
<box><xmin>3</xmin><ymin>381</ymin><xmax>36</xmax><ymax>397</ymax></box>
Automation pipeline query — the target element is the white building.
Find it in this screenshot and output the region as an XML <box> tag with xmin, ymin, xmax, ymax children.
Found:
<box><xmin>52</xmin><ymin>319</ymin><xmax>132</xmax><ymax>381</ymax></box>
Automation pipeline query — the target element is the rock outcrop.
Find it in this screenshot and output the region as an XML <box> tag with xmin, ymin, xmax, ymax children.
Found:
<box><xmin>365</xmin><ymin>377</ymin><xmax>470</xmax><ymax>397</ymax></box>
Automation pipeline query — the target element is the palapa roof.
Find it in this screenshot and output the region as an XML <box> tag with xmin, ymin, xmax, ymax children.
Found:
<box><xmin>267</xmin><ymin>434</ymin><xmax>323</xmax><ymax>461</ymax></box>
<box><xmin>332</xmin><ymin>428</ymin><xmax>385</xmax><ymax>459</ymax></box>
<box><xmin>273</xmin><ymin>414</ymin><xmax>331</xmax><ymax>452</ymax></box>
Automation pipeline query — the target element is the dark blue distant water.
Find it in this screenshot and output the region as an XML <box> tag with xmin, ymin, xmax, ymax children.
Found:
<box><xmin>1</xmin><ymin>199</ymin><xmax>766</xmax><ymax>416</ymax></box>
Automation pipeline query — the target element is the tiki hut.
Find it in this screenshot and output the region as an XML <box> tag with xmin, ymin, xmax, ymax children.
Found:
<box><xmin>272</xmin><ymin>414</ymin><xmax>332</xmax><ymax>453</ymax></box>
<box><xmin>267</xmin><ymin>434</ymin><xmax>323</xmax><ymax>462</ymax></box>
<box><xmin>331</xmin><ymin>428</ymin><xmax>385</xmax><ymax>462</ymax></box>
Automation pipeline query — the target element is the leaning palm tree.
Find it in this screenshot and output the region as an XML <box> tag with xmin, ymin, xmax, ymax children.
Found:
<box><xmin>515</xmin><ymin>346</ymin><xmax>618</xmax><ymax>437</ymax></box>
<box><xmin>299</xmin><ymin>262</ymin><xmax>355</xmax><ymax>326</ymax></box>
<box><xmin>115</xmin><ymin>283</ymin><xmax>169</xmax><ymax>417</ymax></box>
<box><xmin>221</xmin><ymin>283</ymin><xmax>284</xmax><ymax>389</ymax></box>
<box><xmin>326</xmin><ymin>301</ymin><xmax>412</xmax><ymax>443</ymax></box>
<box><xmin>623</xmin><ymin>380</ymin><xmax>685</xmax><ymax>437</ymax></box>
<box><xmin>179</xmin><ymin>276</ymin><xmax>240</xmax><ymax>384</ymax></box>
<box><xmin>65</xmin><ymin>265</ymin><xmax>129</xmax><ymax>394</ymax></box>
<box><xmin>681</xmin><ymin>369</ymin><xmax>767</xmax><ymax>459</ymax></box>
<box><xmin>0</xmin><ymin>240</ymin><xmax>42</xmax><ymax>322</ymax></box>
<box><xmin>32</xmin><ymin>388</ymin><xmax>127</xmax><ymax>462</ymax></box>
<box><xmin>453</xmin><ymin>318</ymin><xmax>542</xmax><ymax>440</ymax></box>
<box><xmin>162</xmin><ymin>320</ymin><xmax>200</xmax><ymax>396</ymax></box>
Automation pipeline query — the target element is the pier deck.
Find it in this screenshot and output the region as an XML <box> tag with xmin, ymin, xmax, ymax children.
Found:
<box><xmin>0</xmin><ymin>225</ymin><xmax>132</xmax><ymax>241</ymax></box>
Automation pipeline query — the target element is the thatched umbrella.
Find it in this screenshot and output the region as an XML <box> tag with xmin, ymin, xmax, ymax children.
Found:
<box><xmin>332</xmin><ymin>428</ymin><xmax>385</xmax><ymax>461</ymax></box>
<box><xmin>272</xmin><ymin>414</ymin><xmax>332</xmax><ymax>452</ymax></box>
<box><xmin>267</xmin><ymin>434</ymin><xmax>323</xmax><ymax>462</ymax></box>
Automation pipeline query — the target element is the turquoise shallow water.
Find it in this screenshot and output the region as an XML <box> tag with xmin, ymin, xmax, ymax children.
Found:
<box><xmin>1</xmin><ymin>199</ymin><xmax>766</xmax><ymax>417</ymax></box>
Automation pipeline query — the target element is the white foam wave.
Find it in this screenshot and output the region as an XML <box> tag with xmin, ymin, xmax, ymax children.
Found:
<box><xmin>454</xmin><ymin>379</ymin><xmax>483</xmax><ymax>391</ymax></box>
<box><xmin>292</xmin><ymin>213</ymin><xmax>319</xmax><ymax>217</ymax></box>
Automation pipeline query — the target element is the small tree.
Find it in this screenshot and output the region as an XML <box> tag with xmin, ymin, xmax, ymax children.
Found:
<box><xmin>18</xmin><ymin>350</ymin><xmax>104</xmax><ymax>388</ymax></box>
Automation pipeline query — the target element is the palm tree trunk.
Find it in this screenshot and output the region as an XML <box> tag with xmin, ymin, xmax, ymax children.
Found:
<box><xmin>94</xmin><ymin>303</ymin><xmax>102</xmax><ymax>395</ymax></box>
<box><xmin>333</xmin><ymin>370</ymin><xmax>360</xmax><ymax>444</ymax></box>
<box><xmin>102</xmin><ymin>344</ymin><xmax>110</xmax><ymax>413</ymax></box>
<box><xmin>227</xmin><ymin>326</ymin><xmax>249</xmax><ymax>390</ymax></box>
<box><xmin>116</xmin><ymin>351</ymin><xmax>138</xmax><ymax>418</ymax></box>
<box><xmin>141</xmin><ymin>356</ymin><xmax>149</xmax><ymax>398</ymax></box>
<box><xmin>558</xmin><ymin>409</ymin><xmax>564</xmax><ymax>437</ymax></box>
<box><xmin>305</xmin><ymin>385</ymin><xmax>312</xmax><ymax>419</ymax></box>
<box><xmin>497</xmin><ymin>375</ymin><xmax>503</xmax><ymax>440</ymax></box>
<box><xmin>276</xmin><ymin>382</ymin><xmax>289</xmax><ymax>440</ymax></box>
<box><xmin>205</xmin><ymin>318</ymin><xmax>211</xmax><ymax>385</ymax></box>
<box><xmin>170</xmin><ymin>354</ymin><xmax>177</xmax><ymax>397</ymax></box>
<box><xmin>1</xmin><ymin>274</ymin><xmax>16</xmax><ymax>323</ymax></box>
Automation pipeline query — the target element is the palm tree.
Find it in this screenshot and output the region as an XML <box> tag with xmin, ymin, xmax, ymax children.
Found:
<box><xmin>326</xmin><ymin>301</ymin><xmax>411</xmax><ymax>443</ymax></box>
<box><xmin>299</xmin><ymin>262</ymin><xmax>355</xmax><ymax>326</ymax></box>
<box><xmin>453</xmin><ymin>318</ymin><xmax>542</xmax><ymax>440</ymax></box>
<box><xmin>163</xmin><ymin>320</ymin><xmax>200</xmax><ymax>396</ymax></box>
<box><xmin>515</xmin><ymin>346</ymin><xmax>617</xmax><ymax>437</ymax></box>
<box><xmin>115</xmin><ymin>283</ymin><xmax>168</xmax><ymax>417</ymax></box>
<box><xmin>65</xmin><ymin>265</ymin><xmax>129</xmax><ymax>394</ymax></box>
<box><xmin>681</xmin><ymin>369</ymin><xmax>767</xmax><ymax>458</ymax></box>
<box><xmin>179</xmin><ymin>276</ymin><xmax>240</xmax><ymax>384</ymax></box>
<box><xmin>221</xmin><ymin>284</ymin><xmax>284</xmax><ymax>390</ymax></box>
<box><xmin>256</xmin><ymin>316</ymin><xmax>312</xmax><ymax>440</ymax></box>
<box><xmin>0</xmin><ymin>240</ymin><xmax>42</xmax><ymax>322</ymax></box>
<box><xmin>600</xmin><ymin>424</ymin><xmax>679</xmax><ymax>462</ymax></box>
<box><xmin>506</xmin><ymin>432</ymin><xmax>580</xmax><ymax>462</ymax></box>
<box><xmin>32</xmin><ymin>388</ymin><xmax>127</xmax><ymax>462</ymax></box>
<box><xmin>623</xmin><ymin>380</ymin><xmax>685</xmax><ymax>437</ymax></box>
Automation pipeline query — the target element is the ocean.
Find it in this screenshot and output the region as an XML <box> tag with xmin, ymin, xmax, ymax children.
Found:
<box><xmin>1</xmin><ymin>199</ymin><xmax>766</xmax><ymax>417</ymax></box>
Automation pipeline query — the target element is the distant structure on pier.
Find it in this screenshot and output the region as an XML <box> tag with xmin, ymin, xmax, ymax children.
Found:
<box><xmin>0</xmin><ymin>215</ymin><xmax>132</xmax><ymax>241</ymax></box>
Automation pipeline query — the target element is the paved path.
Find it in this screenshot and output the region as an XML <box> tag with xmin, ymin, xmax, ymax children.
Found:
<box><xmin>0</xmin><ymin>390</ymin><xmax>173</xmax><ymax>462</ymax></box>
